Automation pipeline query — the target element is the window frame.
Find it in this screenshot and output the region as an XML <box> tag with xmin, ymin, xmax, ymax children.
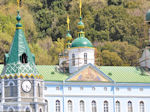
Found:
<box><xmin>84</xmin><ymin>53</ymin><xmax>87</xmax><ymax>64</ymax></box>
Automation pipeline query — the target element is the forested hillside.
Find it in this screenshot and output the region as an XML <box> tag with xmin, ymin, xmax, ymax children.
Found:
<box><xmin>0</xmin><ymin>0</ymin><xmax>150</xmax><ymax>66</ymax></box>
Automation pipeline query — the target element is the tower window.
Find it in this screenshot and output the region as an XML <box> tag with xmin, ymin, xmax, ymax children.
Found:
<box><xmin>9</xmin><ymin>108</ymin><xmax>14</xmax><ymax>112</ymax></box>
<box><xmin>21</xmin><ymin>53</ymin><xmax>28</xmax><ymax>63</ymax></box>
<box><xmin>84</xmin><ymin>53</ymin><xmax>87</xmax><ymax>64</ymax></box>
<box><xmin>38</xmin><ymin>83</ymin><xmax>40</xmax><ymax>97</ymax></box>
<box><xmin>72</xmin><ymin>54</ymin><xmax>75</xmax><ymax>66</ymax></box>
<box><xmin>26</xmin><ymin>107</ymin><xmax>30</xmax><ymax>112</ymax></box>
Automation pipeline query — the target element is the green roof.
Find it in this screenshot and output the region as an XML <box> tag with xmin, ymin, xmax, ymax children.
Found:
<box><xmin>99</xmin><ymin>66</ymin><xmax>150</xmax><ymax>83</ymax></box>
<box><xmin>1</xmin><ymin>64</ymin><xmax>150</xmax><ymax>83</ymax></box>
<box><xmin>71</xmin><ymin>37</ymin><xmax>93</xmax><ymax>48</ymax></box>
<box><xmin>1</xmin><ymin>11</ymin><xmax>38</xmax><ymax>75</ymax></box>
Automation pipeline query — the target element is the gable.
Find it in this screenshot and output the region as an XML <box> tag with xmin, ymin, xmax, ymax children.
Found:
<box><xmin>67</xmin><ymin>64</ymin><xmax>113</xmax><ymax>82</ymax></box>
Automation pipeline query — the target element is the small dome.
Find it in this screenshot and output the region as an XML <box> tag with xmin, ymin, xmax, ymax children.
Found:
<box><xmin>78</xmin><ymin>21</ymin><xmax>85</xmax><ymax>29</ymax></box>
<box><xmin>71</xmin><ymin>37</ymin><xmax>93</xmax><ymax>48</ymax></box>
<box><xmin>66</xmin><ymin>32</ymin><xmax>72</xmax><ymax>41</ymax></box>
<box><xmin>146</xmin><ymin>9</ymin><xmax>150</xmax><ymax>21</ymax></box>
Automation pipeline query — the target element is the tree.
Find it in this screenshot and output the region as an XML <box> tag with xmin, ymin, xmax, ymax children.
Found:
<box><xmin>102</xmin><ymin>50</ymin><xmax>124</xmax><ymax>66</ymax></box>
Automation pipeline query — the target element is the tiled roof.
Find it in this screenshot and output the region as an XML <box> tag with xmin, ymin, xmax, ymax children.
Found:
<box><xmin>99</xmin><ymin>66</ymin><xmax>150</xmax><ymax>83</ymax></box>
<box><xmin>1</xmin><ymin>65</ymin><xmax>150</xmax><ymax>83</ymax></box>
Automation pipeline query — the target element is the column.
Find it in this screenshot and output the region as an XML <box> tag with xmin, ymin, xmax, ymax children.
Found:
<box><xmin>18</xmin><ymin>78</ymin><xmax>21</xmax><ymax>111</ymax></box>
<box><xmin>34</xmin><ymin>79</ymin><xmax>37</xmax><ymax>102</ymax></box>
<box><xmin>1</xmin><ymin>79</ymin><xmax>5</xmax><ymax>111</ymax></box>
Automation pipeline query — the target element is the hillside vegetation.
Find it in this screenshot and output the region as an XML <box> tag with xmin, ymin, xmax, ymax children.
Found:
<box><xmin>0</xmin><ymin>0</ymin><xmax>150</xmax><ymax>66</ymax></box>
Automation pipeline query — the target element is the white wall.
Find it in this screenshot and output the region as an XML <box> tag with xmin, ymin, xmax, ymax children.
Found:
<box><xmin>69</xmin><ymin>48</ymin><xmax>95</xmax><ymax>73</ymax></box>
<box><xmin>44</xmin><ymin>82</ymin><xmax>150</xmax><ymax>112</ymax></box>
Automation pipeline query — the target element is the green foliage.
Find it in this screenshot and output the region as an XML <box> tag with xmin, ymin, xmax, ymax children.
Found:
<box><xmin>96</xmin><ymin>41</ymin><xmax>140</xmax><ymax>66</ymax></box>
<box><xmin>102</xmin><ymin>50</ymin><xmax>124</xmax><ymax>66</ymax></box>
<box><xmin>0</xmin><ymin>0</ymin><xmax>147</xmax><ymax>66</ymax></box>
<box><xmin>107</xmin><ymin>0</ymin><xmax>123</xmax><ymax>6</ymax></box>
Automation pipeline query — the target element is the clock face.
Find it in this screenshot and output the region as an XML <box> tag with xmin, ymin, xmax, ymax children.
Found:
<box><xmin>22</xmin><ymin>81</ymin><xmax>32</xmax><ymax>93</ymax></box>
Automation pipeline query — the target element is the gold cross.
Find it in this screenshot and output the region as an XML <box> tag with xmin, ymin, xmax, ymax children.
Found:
<box><xmin>17</xmin><ymin>0</ymin><xmax>20</xmax><ymax>10</ymax></box>
<box><xmin>79</xmin><ymin>0</ymin><xmax>82</xmax><ymax>17</ymax></box>
<box><xmin>67</xmin><ymin>16</ymin><xmax>70</xmax><ymax>31</ymax></box>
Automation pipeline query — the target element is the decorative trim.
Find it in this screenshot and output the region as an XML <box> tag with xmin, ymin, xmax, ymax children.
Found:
<box><xmin>16</xmin><ymin>27</ymin><xmax>22</xmax><ymax>29</ymax></box>
<box><xmin>45</xmin><ymin>94</ymin><xmax>150</xmax><ymax>98</ymax></box>
<box><xmin>1</xmin><ymin>74</ymin><xmax>42</xmax><ymax>79</ymax></box>
<box><xmin>68</xmin><ymin>47</ymin><xmax>95</xmax><ymax>50</ymax></box>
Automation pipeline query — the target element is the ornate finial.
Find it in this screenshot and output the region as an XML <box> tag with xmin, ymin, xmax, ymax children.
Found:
<box><xmin>67</xmin><ymin>16</ymin><xmax>70</xmax><ymax>31</ymax></box>
<box><xmin>79</xmin><ymin>0</ymin><xmax>82</xmax><ymax>18</ymax></box>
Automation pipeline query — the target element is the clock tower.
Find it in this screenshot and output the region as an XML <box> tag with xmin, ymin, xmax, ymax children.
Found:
<box><xmin>0</xmin><ymin>9</ymin><xmax>46</xmax><ymax>112</ymax></box>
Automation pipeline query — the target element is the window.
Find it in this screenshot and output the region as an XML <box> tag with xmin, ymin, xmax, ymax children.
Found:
<box><xmin>92</xmin><ymin>100</ymin><xmax>97</xmax><ymax>112</ymax></box>
<box><xmin>116</xmin><ymin>88</ymin><xmax>119</xmax><ymax>91</ymax></box>
<box><xmin>104</xmin><ymin>101</ymin><xmax>108</xmax><ymax>112</ymax></box>
<box><xmin>104</xmin><ymin>87</ymin><xmax>107</xmax><ymax>91</ymax></box>
<box><xmin>38</xmin><ymin>83</ymin><xmax>40</xmax><ymax>97</ymax></box>
<box><xmin>8</xmin><ymin>108</ymin><xmax>14</xmax><ymax>112</ymax></box>
<box><xmin>9</xmin><ymin>82</ymin><xmax>14</xmax><ymax>97</ymax></box>
<box><xmin>40</xmin><ymin>109</ymin><xmax>42</xmax><ymax>112</ymax></box>
<box><xmin>128</xmin><ymin>88</ymin><xmax>131</xmax><ymax>91</ymax></box>
<box><xmin>80</xmin><ymin>100</ymin><xmax>85</xmax><ymax>112</ymax></box>
<box><xmin>56</xmin><ymin>87</ymin><xmax>60</xmax><ymax>90</ymax></box>
<box><xmin>139</xmin><ymin>88</ymin><xmax>143</xmax><ymax>91</ymax></box>
<box><xmin>68</xmin><ymin>100</ymin><xmax>72</xmax><ymax>112</ymax></box>
<box><xmin>72</xmin><ymin>54</ymin><xmax>75</xmax><ymax>66</ymax></box>
<box><xmin>128</xmin><ymin>101</ymin><xmax>133</xmax><ymax>112</ymax></box>
<box><xmin>21</xmin><ymin>53</ymin><xmax>28</xmax><ymax>63</ymax></box>
<box><xmin>26</xmin><ymin>107</ymin><xmax>30</xmax><ymax>112</ymax></box>
<box><xmin>80</xmin><ymin>87</ymin><xmax>83</xmax><ymax>91</ymax></box>
<box><xmin>68</xmin><ymin>87</ymin><xmax>72</xmax><ymax>91</ymax></box>
<box><xmin>92</xmin><ymin>87</ymin><xmax>95</xmax><ymax>91</ymax></box>
<box><xmin>56</xmin><ymin>100</ymin><xmax>60</xmax><ymax>112</ymax></box>
<box><xmin>84</xmin><ymin>53</ymin><xmax>87</xmax><ymax>64</ymax></box>
<box><xmin>116</xmin><ymin>101</ymin><xmax>120</xmax><ymax>112</ymax></box>
<box><xmin>140</xmin><ymin>101</ymin><xmax>144</xmax><ymax>112</ymax></box>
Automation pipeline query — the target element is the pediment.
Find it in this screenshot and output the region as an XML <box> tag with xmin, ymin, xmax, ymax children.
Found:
<box><xmin>67</xmin><ymin>64</ymin><xmax>113</xmax><ymax>82</ymax></box>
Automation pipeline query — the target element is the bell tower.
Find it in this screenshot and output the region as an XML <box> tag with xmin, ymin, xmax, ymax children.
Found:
<box><xmin>0</xmin><ymin>1</ymin><xmax>46</xmax><ymax>112</ymax></box>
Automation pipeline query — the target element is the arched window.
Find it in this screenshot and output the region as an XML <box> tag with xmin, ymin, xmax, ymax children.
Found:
<box><xmin>116</xmin><ymin>101</ymin><xmax>120</xmax><ymax>112</ymax></box>
<box><xmin>26</xmin><ymin>107</ymin><xmax>30</xmax><ymax>112</ymax></box>
<box><xmin>38</xmin><ymin>83</ymin><xmax>40</xmax><ymax>97</ymax></box>
<box><xmin>9</xmin><ymin>82</ymin><xmax>15</xmax><ymax>97</ymax></box>
<box><xmin>72</xmin><ymin>54</ymin><xmax>75</xmax><ymax>66</ymax></box>
<box><xmin>92</xmin><ymin>100</ymin><xmax>97</xmax><ymax>112</ymax></box>
<box><xmin>128</xmin><ymin>101</ymin><xmax>133</xmax><ymax>112</ymax></box>
<box><xmin>40</xmin><ymin>108</ymin><xmax>42</xmax><ymax>112</ymax></box>
<box><xmin>8</xmin><ymin>108</ymin><xmax>14</xmax><ymax>112</ymax></box>
<box><xmin>45</xmin><ymin>100</ymin><xmax>48</xmax><ymax>112</ymax></box>
<box><xmin>84</xmin><ymin>53</ymin><xmax>87</xmax><ymax>64</ymax></box>
<box><xmin>140</xmin><ymin>101</ymin><xmax>144</xmax><ymax>112</ymax></box>
<box><xmin>56</xmin><ymin>100</ymin><xmax>60</xmax><ymax>112</ymax></box>
<box><xmin>104</xmin><ymin>101</ymin><xmax>109</xmax><ymax>112</ymax></box>
<box><xmin>21</xmin><ymin>53</ymin><xmax>28</xmax><ymax>63</ymax></box>
<box><xmin>68</xmin><ymin>100</ymin><xmax>72</xmax><ymax>112</ymax></box>
<box><xmin>80</xmin><ymin>100</ymin><xmax>85</xmax><ymax>112</ymax></box>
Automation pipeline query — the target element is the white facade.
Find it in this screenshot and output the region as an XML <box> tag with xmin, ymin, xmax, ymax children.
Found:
<box><xmin>69</xmin><ymin>48</ymin><xmax>95</xmax><ymax>73</ymax></box>
<box><xmin>44</xmin><ymin>82</ymin><xmax>150</xmax><ymax>112</ymax></box>
<box><xmin>139</xmin><ymin>46</ymin><xmax>150</xmax><ymax>68</ymax></box>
